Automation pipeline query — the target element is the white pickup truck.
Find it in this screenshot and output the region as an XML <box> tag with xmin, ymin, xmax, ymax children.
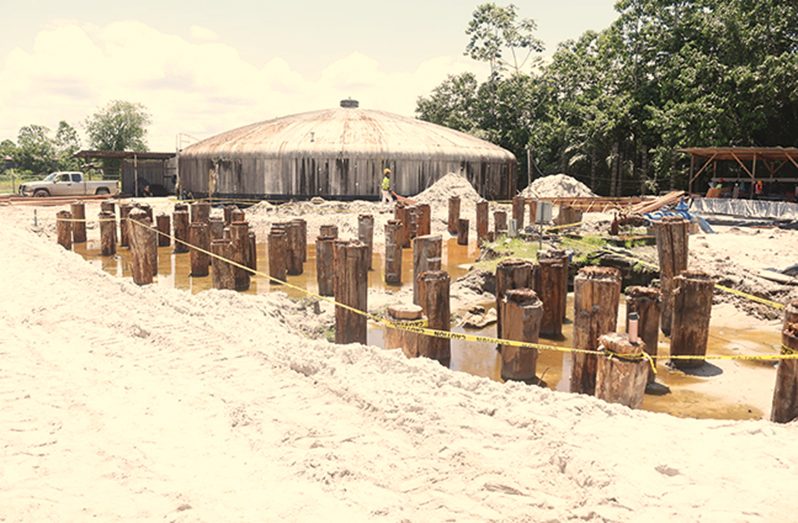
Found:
<box><xmin>19</xmin><ymin>172</ymin><xmax>119</xmax><ymax>197</ymax></box>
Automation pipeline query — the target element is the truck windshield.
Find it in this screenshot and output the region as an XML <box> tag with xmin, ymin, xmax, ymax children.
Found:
<box><xmin>43</xmin><ymin>172</ymin><xmax>57</xmax><ymax>182</ymax></box>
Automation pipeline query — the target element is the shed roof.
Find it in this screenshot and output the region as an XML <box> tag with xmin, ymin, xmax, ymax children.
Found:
<box><xmin>180</xmin><ymin>106</ymin><xmax>516</xmax><ymax>162</ymax></box>
<box><xmin>678</xmin><ymin>147</ymin><xmax>798</xmax><ymax>161</ymax></box>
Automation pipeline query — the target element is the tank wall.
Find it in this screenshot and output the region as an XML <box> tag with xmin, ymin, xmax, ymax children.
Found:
<box><xmin>179</xmin><ymin>155</ymin><xmax>516</xmax><ymax>200</ymax></box>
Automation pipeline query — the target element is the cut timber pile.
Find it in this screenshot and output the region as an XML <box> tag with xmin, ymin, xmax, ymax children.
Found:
<box><xmin>628</xmin><ymin>191</ymin><xmax>685</xmax><ymax>215</ymax></box>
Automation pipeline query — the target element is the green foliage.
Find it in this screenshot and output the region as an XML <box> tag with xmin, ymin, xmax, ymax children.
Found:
<box><xmin>85</xmin><ymin>100</ymin><xmax>151</xmax><ymax>152</ymax></box>
<box><xmin>465</xmin><ymin>3</ymin><xmax>544</xmax><ymax>75</ymax></box>
<box><xmin>417</xmin><ymin>1</ymin><xmax>798</xmax><ymax>195</ymax></box>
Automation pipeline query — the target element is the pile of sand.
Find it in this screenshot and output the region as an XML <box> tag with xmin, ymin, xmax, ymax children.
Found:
<box><xmin>415</xmin><ymin>172</ymin><xmax>482</xmax><ymax>206</ymax></box>
<box><xmin>521</xmin><ymin>174</ymin><xmax>595</xmax><ymax>198</ymax></box>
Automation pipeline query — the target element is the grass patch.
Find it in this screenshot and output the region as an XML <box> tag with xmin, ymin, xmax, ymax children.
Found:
<box><xmin>561</xmin><ymin>235</ymin><xmax>609</xmax><ymax>265</ymax></box>
<box><xmin>473</xmin><ymin>236</ymin><xmax>541</xmax><ymax>272</ymax></box>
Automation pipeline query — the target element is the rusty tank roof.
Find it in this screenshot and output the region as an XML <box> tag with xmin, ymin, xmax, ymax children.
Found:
<box><xmin>181</xmin><ymin>103</ymin><xmax>516</xmax><ymax>161</ymax></box>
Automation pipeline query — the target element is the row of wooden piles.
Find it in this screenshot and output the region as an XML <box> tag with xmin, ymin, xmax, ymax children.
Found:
<box><xmin>444</xmin><ymin>195</ymin><xmax>542</xmax><ymax>245</ymax></box>
<box><xmin>56</xmin><ymin>201</ymin><xmax>259</xmax><ymax>290</ymax></box>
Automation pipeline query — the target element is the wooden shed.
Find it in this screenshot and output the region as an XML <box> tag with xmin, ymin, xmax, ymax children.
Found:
<box><xmin>178</xmin><ymin>100</ymin><xmax>517</xmax><ymax>201</ymax></box>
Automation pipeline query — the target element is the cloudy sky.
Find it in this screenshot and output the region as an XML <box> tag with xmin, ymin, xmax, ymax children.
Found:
<box><xmin>0</xmin><ymin>0</ymin><xmax>617</xmax><ymax>151</ymax></box>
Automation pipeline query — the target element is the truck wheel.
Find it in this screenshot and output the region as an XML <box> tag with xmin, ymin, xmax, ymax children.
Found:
<box><xmin>95</xmin><ymin>188</ymin><xmax>110</xmax><ymax>195</ymax></box>
<box><xmin>33</xmin><ymin>189</ymin><xmax>49</xmax><ymax>197</ymax></box>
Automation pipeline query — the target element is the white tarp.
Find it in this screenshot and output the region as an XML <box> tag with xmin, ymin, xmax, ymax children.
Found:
<box><xmin>692</xmin><ymin>197</ymin><xmax>798</xmax><ymax>220</ymax></box>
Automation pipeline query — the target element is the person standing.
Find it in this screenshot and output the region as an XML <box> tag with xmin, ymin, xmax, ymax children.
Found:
<box><xmin>381</xmin><ymin>168</ymin><xmax>392</xmax><ymax>204</ymax></box>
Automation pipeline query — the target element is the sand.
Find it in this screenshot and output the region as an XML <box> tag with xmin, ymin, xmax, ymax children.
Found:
<box><xmin>4</xmin><ymin>202</ymin><xmax>798</xmax><ymax>520</ymax></box>
<box><xmin>521</xmin><ymin>174</ymin><xmax>596</xmax><ymax>198</ymax></box>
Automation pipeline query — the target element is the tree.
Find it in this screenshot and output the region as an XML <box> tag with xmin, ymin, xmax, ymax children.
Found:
<box><xmin>16</xmin><ymin>125</ymin><xmax>57</xmax><ymax>175</ymax></box>
<box><xmin>54</xmin><ymin>121</ymin><xmax>81</xmax><ymax>170</ymax></box>
<box><xmin>465</xmin><ymin>2</ymin><xmax>543</xmax><ymax>76</ymax></box>
<box><xmin>416</xmin><ymin>73</ymin><xmax>481</xmax><ymax>133</ymax></box>
<box><xmin>85</xmin><ymin>100</ymin><xmax>151</xmax><ymax>151</ymax></box>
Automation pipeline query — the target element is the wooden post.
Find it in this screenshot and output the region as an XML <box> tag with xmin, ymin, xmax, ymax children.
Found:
<box><xmin>268</xmin><ymin>228</ymin><xmax>288</xmax><ymax>283</ymax></box>
<box><xmin>292</xmin><ymin>218</ymin><xmax>307</xmax><ymax>263</ymax></box>
<box><xmin>128</xmin><ymin>210</ymin><xmax>154</xmax><ymax>285</ymax></box>
<box><xmin>538</xmin><ymin>249</ymin><xmax>569</xmax><ymax>321</ymax></box>
<box><xmin>412</xmin><ymin>234</ymin><xmax>442</xmax><ymax>305</ymax></box>
<box><xmin>535</xmin><ymin>255</ymin><xmax>566</xmax><ymax>339</ymax></box>
<box><xmin>654</xmin><ymin>216</ymin><xmax>689</xmax><ymax>336</ymax></box>
<box><xmin>772</xmin><ymin>322</ymin><xmax>798</xmax><ymax>423</ymax></box>
<box><xmin>495</xmin><ymin>259</ymin><xmax>535</xmax><ymax>339</ymax></box>
<box><xmin>231</xmin><ymin>208</ymin><xmax>245</xmax><ymax>223</ymax></box>
<box><xmin>784</xmin><ymin>300</ymin><xmax>798</xmax><ymax>327</ymax></box>
<box><xmin>416</xmin><ymin>270</ymin><xmax>450</xmax><ymax>366</ymax></box>
<box><xmin>173</xmin><ymin>210</ymin><xmax>190</xmax><ymax>253</ymax></box>
<box><xmin>512</xmin><ymin>195</ymin><xmax>525</xmax><ymax>230</ymax></box>
<box><xmin>191</xmin><ymin>201</ymin><xmax>211</xmax><ymax>224</ymax></box>
<box><xmin>211</xmin><ymin>239</ymin><xmax>236</xmax><ymax>290</ymax></box>
<box><xmin>500</xmin><ymin>288</ymin><xmax>543</xmax><ymax>382</ymax></box>
<box><xmin>476</xmin><ymin>200</ymin><xmax>489</xmax><ymax>243</ymax></box>
<box><xmin>119</xmin><ymin>203</ymin><xmax>133</xmax><ymax>247</ymax></box>
<box><xmin>595</xmin><ymin>333</ymin><xmax>649</xmax><ymax>408</ymax></box>
<box><xmin>625</xmin><ymin>286</ymin><xmax>661</xmax><ymax>383</ymax></box>
<box><xmin>572</xmin><ymin>267</ymin><xmax>621</xmax><ymax>395</ymax></box>
<box><xmin>316</xmin><ymin>235</ymin><xmax>336</xmax><ymax>296</ymax></box>
<box><xmin>384</xmin><ymin>220</ymin><xmax>402</xmax><ymax>285</ymax></box>
<box><xmin>230</xmin><ymin>221</ymin><xmax>251</xmax><ymax>290</ymax></box>
<box><xmin>223</xmin><ymin>205</ymin><xmax>238</xmax><ymax>226</ymax></box>
<box><xmin>384</xmin><ymin>304</ymin><xmax>425</xmax><ymax>359</ymax></box>
<box><xmin>286</xmin><ymin>220</ymin><xmax>304</xmax><ymax>275</ymax></box>
<box><xmin>248</xmin><ymin>231</ymin><xmax>257</xmax><ymax>270</ymax></box>
<box><xmin>137</xmin><ymin>203</ymin><xmax>153</xmax><ymax>224</ymax></box>
<box><xmin>416</xmin><ymin>204</ymin><xmax>431</xmax><ymax>236</ymax></box>
<box><xmin>99</xmin><ymin>211</ymin><xmax>116</xmax><ymax>256</ymax></box>
<box><xmin>358</xmin><ymin>214</ymin><xmax>374</xmax><ymax>270</ymax></box>
<box><xmin>70</xmin><ymin>202</ymin><xmax>86</xmax><ymax>243</ymax></box>
<box><xmin>319</xmin><ymin>224</ymin><xmax>338</xmax><ymax>239</ymax></box>
<box><xmin>209</xmin><ymin>217</ymin><xmax>225</xmax><ymax>241</ymax></box>
<box><xmin>527</xmin><ymin>199</ymin><xmax>538</xmax><ymax>226</ymax></box>
<box><xmin>100</xmin><ymin>201</ymin><xmax>117</xmax><ymax>243</ymax></box>
<box><xmin>456</xmin><ymin>218</ymin><xmax>469</xmax><ymax>245</ymax></box>
<box><xmin>447</xmin><ymin>196</ymin><xmax>460</xmax><ymax>235</ymax></box>
<box><xmin>394</xmin><ymin>203</ymin><xmax>410</xmax><ymax>248</ymax></box>
<box><xmin>334</xmin><ymin>241</ymin><xmax>368</xmax><ymax>345</ymax></box>
<box><xmin>189</xmin><ymin>223</ymin><xmax>210</xmax><ymax>277</ymax></box>
<box><xmin>494</xmin><ymin>210</ymin><xmax>507</xmax><ymax>235</ymax></box>
<box><xmin>156</xmin><ymin>214</ymin><xmax>171</xmax><ymax>247</ymax></box>
<box><xmin>669</xmin><ymin>271</ymin><xmax>714</xmax><ymax>369</ymax></box>
<box><xmin>56</xmin><ymin>210</ymin><xmax>72</xmax><ymax>250</ymax></box>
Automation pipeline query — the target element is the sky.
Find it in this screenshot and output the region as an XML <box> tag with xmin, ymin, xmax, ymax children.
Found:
<box><xmin>0</xmin><ymin>0</ymin><xmax>617</xmax><ymax>151</ymax></box>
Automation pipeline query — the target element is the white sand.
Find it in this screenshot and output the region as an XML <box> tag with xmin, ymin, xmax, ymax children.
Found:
<box><xmin>3</xmin><ymin>205</ymin><xmax>798</xmax><ymax>520</ymax></box>
<box><xmin>521</xmin><ymin>174</ymin><xmax>596</xmax><ymax>198</ymax></box>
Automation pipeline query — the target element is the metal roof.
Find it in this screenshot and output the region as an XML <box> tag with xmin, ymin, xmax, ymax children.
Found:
<box><xmin>180</xmin><ymin>106</ymin><xmax>516</xmax><ymax>161</ymax></box>
<box><xmin>678</xmin><ymin>146</ymin><xmax>798</xmax><ymax>161</ymax></box>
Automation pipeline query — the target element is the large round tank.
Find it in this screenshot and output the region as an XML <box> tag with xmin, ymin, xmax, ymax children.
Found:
<box><xmin>178</xmin><ymin>100</ymin><xmax>517</xmax><ymax>200</ymax></box>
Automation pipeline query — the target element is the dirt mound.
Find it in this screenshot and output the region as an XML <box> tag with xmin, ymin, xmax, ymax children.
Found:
<box><xmin>415</xmin><ymin>172</ymin><xmax>482</xmax><ymax>206</ymax></box>
<box><xmin>521</xmin><ymin>174</ymin><xmax>595</xmax><ymax>198</ymax></box>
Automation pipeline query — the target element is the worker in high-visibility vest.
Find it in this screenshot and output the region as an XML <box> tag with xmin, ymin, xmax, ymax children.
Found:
<box><xmin>381</xmin><ymin>168</ymin><xmax>392</xmax><ymax>204</ymax></box>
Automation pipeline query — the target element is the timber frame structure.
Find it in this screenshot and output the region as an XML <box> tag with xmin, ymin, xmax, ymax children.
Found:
<box><xmin>679</xmin><ymin>147</ymin><xmax>798</xmax><ymax>194</ymax></box>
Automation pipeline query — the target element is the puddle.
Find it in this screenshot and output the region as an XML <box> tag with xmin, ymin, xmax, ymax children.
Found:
<box><xmin>75</xmin><ymin>237</ymin><xmax>782</xmax><ymax>421</ymax></box>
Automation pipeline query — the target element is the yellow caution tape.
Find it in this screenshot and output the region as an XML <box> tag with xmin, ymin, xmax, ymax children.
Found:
<box><xmin>544</xmin><ymin>222</ymin><xmax>583</xmax><ymax>232</ymax></box>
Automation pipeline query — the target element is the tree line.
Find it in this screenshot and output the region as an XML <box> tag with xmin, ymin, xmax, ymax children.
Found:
<box><xmin>1</xmin><ymin>100</ymin><xmax>151</xmax><ymax>178</ymax></box>
<box><xmin>416</xmin><ymin>1</ymin><xmax>798</xmax><ymax>195</ymax></box>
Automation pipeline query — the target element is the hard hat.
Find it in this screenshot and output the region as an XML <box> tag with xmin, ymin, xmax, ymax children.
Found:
<box><xmin>384</xmin><ymin>168</ymin><xmax>391</xmax><ymax>175</ymax></box>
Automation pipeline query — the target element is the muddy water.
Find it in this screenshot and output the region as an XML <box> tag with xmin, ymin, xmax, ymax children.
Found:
<box><xmin>75</xmin><ymin>237</ymin><xmax>781</xmax><ymax>421</ymax></box>
<box><xmin>75</xmin><ymin>237</ymin><xmax>478</xmax><ymax>299</ymax></box>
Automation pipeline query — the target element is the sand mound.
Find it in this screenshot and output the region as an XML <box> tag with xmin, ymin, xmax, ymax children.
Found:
<box><xmin>521</xmin><ymin>174</ymin><xmax>595</xmax><ymax>198</ymax></box>
<box><xmin>415</xmin><ymin>172</ymin><xmax>482</xmax><ymax>206</ymax></box>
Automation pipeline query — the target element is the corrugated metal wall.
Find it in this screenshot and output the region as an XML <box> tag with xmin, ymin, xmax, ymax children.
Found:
<box><xmin>179</xmin><ymin>155</ymin><xmax>516</xmax><ymax>200</ymax></box>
